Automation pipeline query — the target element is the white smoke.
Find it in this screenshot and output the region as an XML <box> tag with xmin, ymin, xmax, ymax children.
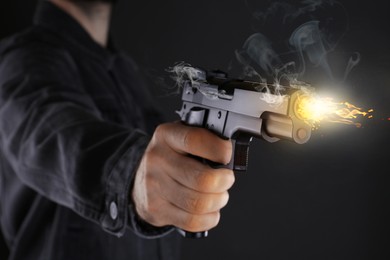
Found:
<box><xmin>168</xmin><ymin>62</ymin><xmax>220</xmax><ymax>100</ymax></box>
<box><xmin>169</xmin><ymin>0</ymin><xmax>360</xmax><ymax>107</ymax></box>
<box><xmin>235</xmin><ymin>0</ymin><xmax>360</xmax><ymax>105</ymax></box>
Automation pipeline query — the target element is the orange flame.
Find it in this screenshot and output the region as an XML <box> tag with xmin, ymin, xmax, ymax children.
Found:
<box><xmin>295</xmin><ymin>94</ymin><xmax>373</xmax><ymax>128</ymax></box>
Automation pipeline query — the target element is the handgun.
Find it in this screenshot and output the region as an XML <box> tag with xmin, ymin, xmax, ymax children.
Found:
<box><xmin>175</xmin><ymin>67</ymin><xmax>312</xmax><ymax>238</ymax></box>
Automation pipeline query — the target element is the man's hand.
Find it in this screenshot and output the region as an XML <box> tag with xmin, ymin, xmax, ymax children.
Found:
<box><xmin>132</xmin><ymin>122</ymin><xmax>234</xmax><ymax>232</ymax></box>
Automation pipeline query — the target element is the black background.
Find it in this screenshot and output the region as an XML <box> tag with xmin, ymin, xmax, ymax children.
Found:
<box><xmin>1</xmin><ymin>1</ymin><xmax>390</xmax><ymax>259</ymax></box>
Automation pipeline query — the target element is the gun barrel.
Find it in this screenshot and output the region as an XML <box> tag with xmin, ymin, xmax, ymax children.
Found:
<box><xmin>262</xmin><ymin>113</ymin><xmax>294</xmax><ymax>140</ymax></box>
<box><xmin>261</xmin><ymin>112</ymin><xmax>310</xmax><ymax>143</ymax></box>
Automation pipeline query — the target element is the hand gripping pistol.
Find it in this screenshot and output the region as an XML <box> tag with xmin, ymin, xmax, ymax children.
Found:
<box><xmin>176</xmin><ymin>67</ymin><xmax>312</xmax><ymax>238</ymax></box>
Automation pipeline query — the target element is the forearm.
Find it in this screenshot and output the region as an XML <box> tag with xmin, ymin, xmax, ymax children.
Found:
<box><xmin>0</xmin><ymin>47</ymin><xmax>149</xmax><ymax>236</ymax></box>
<box><xmin>1</xmin><ymin>89</ymin><xmax>150</xmax><ymax>235</ymax></box>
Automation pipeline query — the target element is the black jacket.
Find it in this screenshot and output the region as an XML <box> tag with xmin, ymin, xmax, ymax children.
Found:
<box><xmin>0</xmin><ymin>2</ymin><xmax>181</xmax><ymax>259</ymax></box>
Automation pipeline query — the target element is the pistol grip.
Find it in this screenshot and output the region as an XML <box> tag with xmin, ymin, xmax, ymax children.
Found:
<box><xmin>176</xmin><ymin>134</ymin><xmax>252</xmax><ymax>238</ymax></box>
<box><xmin>179</xmin><ymin>108</ymin><xmax>252</xmax><ymax>238</ymax></box>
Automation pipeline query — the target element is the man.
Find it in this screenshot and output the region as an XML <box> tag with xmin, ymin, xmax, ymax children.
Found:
<box><xmin>0</xmin><ymin>0</ymin><xmax>234</xmax><ymax>259</ymax></box>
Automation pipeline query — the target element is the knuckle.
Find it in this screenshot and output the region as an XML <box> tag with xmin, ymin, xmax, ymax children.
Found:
<box><xmin>220</xmin><ymin>192</ymin><xmax>230</xmax><ymax>209</ymax></box>
<box><xmin>154</xmin><ymin>123</ymin><xmax>170</xmax><ymax>143</ymax></box>
<box><xmin>146</xmin><ymin>146</ymin><xmax>161</xmax><ymax>164</ymax></box>
<box><xmin>153</xmin><ymin>124</ymin><xmax>164</xmax><ymax>140</ymax></box>
<box><xmin>195</xmin><ymin>170</ymin><xmax>217</xmax><ymax>192</ymax></box>
<box><xmin>225</xmin><ymin>140</ymin><xmax>233</xmax><ymax>156</ymax></box>
<box><xmin>183</xmin><ymin>214</ymin><xmax>200</xmax><ymax>232</ymax></box>
<box><xmin>209</xmin><ymin>212</ymin><xmax>221</xmax><ymax>229</ymax></box>
<box><xmin>220</xmin><ymin>141</ymin><xmax>233</xmax><ymax>164</ymax></box>
<box><xmin>195</xmin><ymin>169</ymin><xmax>235</xmax><ymax>193</ymax></box>
<box><xmin>215</xmin><ymin>169</ymin><xmax>235</xmax><ymax>191</ymax></box>
<box><xmin>143</xmin><ymin>146</ymin><xmax>164</xmax><ymax>170</ymax></box>
<box><xmin>182</xmin><ymin>127</ymin><xmax>204</xmax><ymax>152</ymax></box>
<box><xmin>224</xmin><ymin>169</ymin><xmax>235</xmax><ymax>189</ymax></box>
<box><xmin>143</xmin><ymin>148</ymin><xmax>156</xmax><ymax>164</ymax></box>
<box><xmin>184</xmin><ymin>196</ymin><xmax>210</xmax><ymax>214</ymax></box>
<box><xmin>182</xmin><ymin>128</ymin><xmax>194</xmax><ymax>151</ymax></box>
<box><xmin>182</xmin><ymin>212</ymin><xmax>221</xmax><ymax>232</ymax></box>
<box><xmin>182</xmin><ymin>192</ymin><xmax>230</xmax><ymax>214</ymax></box>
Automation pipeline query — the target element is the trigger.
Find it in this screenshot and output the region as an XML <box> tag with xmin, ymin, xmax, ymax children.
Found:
<box><xmin>186</xmin><ymin>109</ymin><xmax>207</xmax><ymax>127</ymax></box>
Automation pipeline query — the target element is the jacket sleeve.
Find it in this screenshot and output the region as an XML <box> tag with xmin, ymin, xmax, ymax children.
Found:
<box><xmin>0</xmin><ymin>41</ymin><xmax>170</xmax><ymax>237</ymax></box>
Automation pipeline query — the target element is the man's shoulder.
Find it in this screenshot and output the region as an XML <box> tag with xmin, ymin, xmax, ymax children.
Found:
<box><xmin>0</xmin><ymin>26</ymin><xmax>78</xmax><ymax>76</ymax></box>
<box><xmin>0</xmin><ymin>26</ymin><xmax>80</xmax><ymax>84</ymax></box>
<box><xmin>0</xmin><ymin>26</ymin><xmax>71</xmax><ymax>62</ymax></box>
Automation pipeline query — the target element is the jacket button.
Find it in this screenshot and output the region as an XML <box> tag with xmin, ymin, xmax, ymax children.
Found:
<box><xmin>110</xmin><ymin>201</ymin><xmax>118</xmax><ymax>220</ymax></box>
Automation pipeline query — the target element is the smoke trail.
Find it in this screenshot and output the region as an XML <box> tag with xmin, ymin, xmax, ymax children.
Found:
<box><xmin>167</xmin><ymin>62</ymin><xmax>221</xmax><ymax>100</ymax></box>
<box><xmin>289</xmin><ymin>20</ymin><xmax>333</xmax><ymax>78</ymax></box>
<box><xmin>250</xmin><ymin>0</ymin><xmax>337</xmax><ymax>25</ymax></box>
<box><xmin>236</xmin><ymin>33</ymin><xmax>282</xmax><ymax>76</ymax></box>
<box><xmin>236</xmin><ymin>0</ymin><xmax>360</xmax><ymax>101</ymax></box>
<box><xmin>234</xmin><ymin>33</ymin><xmax>293</xmax><ymax>105</ymax></box>
<box><xmin>343</xmin><ymin>52</ymin><xmax>361</xmax><ymax>82</ymax></box>
<box><xmin>168</xmin><ymin>0</ymin><xmax>361</xmax><ymax>108</ymax></box>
